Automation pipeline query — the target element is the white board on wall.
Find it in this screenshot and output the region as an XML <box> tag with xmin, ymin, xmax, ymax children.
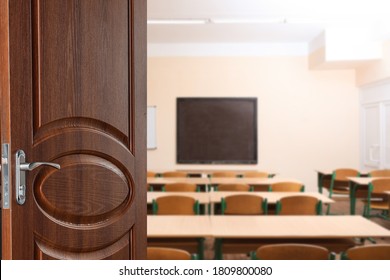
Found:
<box><xmin>147</xmin><ymin>106</ymin><xmax>157</xmax><ymax>149</ymax></box>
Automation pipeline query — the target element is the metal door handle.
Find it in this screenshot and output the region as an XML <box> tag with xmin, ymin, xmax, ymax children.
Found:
<box><xmin>20</xmin><ymin>162</ymin><xmax>60</xmax><ymax>171</ymax></box>
<box><xmin>15</xmin><ymin>150</ymin><xmax>61</xmax><ymax>205</ymax></box>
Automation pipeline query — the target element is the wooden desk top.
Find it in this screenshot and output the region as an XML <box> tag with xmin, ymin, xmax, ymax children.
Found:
<box><xmin>147</xmin><ymin>192</ymin><xmax>210</xmax><ymax>204</ymax></box>
<box><xmin>208</xmin><ymin>192</ymin><xmax>334</xmax><ymax>204</ymax></box>
<box><xmin>210</xmin><ymin>216</ymin><xmax>390</xmax><ymax>239</ymax></box>
<box><xmin>316</xmin><ymin>170</ymin><xmax>369</xmax><ymax>176</ymax></box>
<box><xmin>147</xmin><ymin>216</ymin><xmax>212</xmax><ymax>238</ymax></box>
<box><xmin>176</xmin><ymin>169</ymin><xmax>276</xmax><ymax>176</ymax></box>
<box><xmin>147</xmin><ymin>177</ymin><xmax>210</xmax><ymax>185</ymax></box>
<box><xmin>348</xmin><ymin>177</ymin><xmax>388</xmax><ymax>185</ymax></box>
<box><xmin>147</xmin><ymin>216</ymin><xmax>390</xmax><ymax>239</ymax></box>
<box><xmin>209</xmin><ymin>177</ymin><xmax>302</xmax><ymax>185</ymax></box>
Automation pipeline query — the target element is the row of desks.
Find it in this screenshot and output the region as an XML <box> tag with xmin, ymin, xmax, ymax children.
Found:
<box><xmin>148</xmin><ymin>215</ymin><xmax>390</xmax><ymax>238</ymax></box>
<box><xmin>148</xmin><ymin>177</ymin><xmax>303</xmax><ymax>192</ymax></box>
<box><xmin>148</xmin><ymin>177</ymin><xmax>300</xmax><ymax>185</ymax></box>
<box><xmin>148</xmin><ymin>215</ymin><xmax>390</xmax><ymax>258</ymax></box>
<box><xmin>147</xmin><ymin>191</ymin><xmax>334</xmax><ymax>204</ymax></box>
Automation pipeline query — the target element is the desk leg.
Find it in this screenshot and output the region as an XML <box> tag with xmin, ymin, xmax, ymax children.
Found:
<box><xmin>318</xmin><ymin>173</ymin><xmax>323</xmax><ymax>193</ymax></box>
<box><xmin>214</xmin><ymin>239</ymin><xmax>223</xmax><ymax>260</ymax></box>
<box><xmin>198</xmin><ymin>238</ymin><xmax>205</xmax><ymax>260</ymax></box>
<box><xmin>349</xmin><ymin>181</ymin><xmax>357</xmax><ymax>215</ymax></box>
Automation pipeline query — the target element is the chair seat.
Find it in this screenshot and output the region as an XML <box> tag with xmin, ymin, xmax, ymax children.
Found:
<box><xmin>367</xmin><ymin>201</ymin><xmax>389</xmax><ymax>210</ymax></box>
<box><xmin>331</xmin><ymin>188</ymin><xmax>350</xmax><ymax>195</ymax></box>
<box><xmin>218</xmin><ymin>238</ymin><xmax>356</xmax><ymax>254</ymax></box>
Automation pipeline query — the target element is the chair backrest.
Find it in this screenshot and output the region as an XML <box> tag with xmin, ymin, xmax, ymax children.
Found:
<box><xmin>276</xmin><ymin>195</ymin><xmax>321</xmax><ymax>215</ymax></box>
<box><xmin>343</xmin><ymin>245</ymin><xmax>390</xmax><ymax>260</ymax></box>
<box><xmin>211</xmin><ymin>171</ymin><xmax>237</xmax><ymax>178</ymax></box>
<box><xmin>270</xmin><ymin>182</ymin><xmax>304</xmax><ymax>192</ymax></box>
<box><xmin>147</xmin><ymin>171</ymin><xmax>157</xmax><ymax>178</ymax></box>
<box><xmin>369</xmin><ymin>178</ymin><xmax>390</xmax><ymax>194</ymax></box>
<box><xmin>147</xmin><ymin>247</ymin><xmax>192</xmax><ymax>260</ymax></box>
<box><xmin>332</xmin><ymin>168</ymin><xmax>360</xmax><ymax>182</ymax></box>
<box><xmin>216</xmin><ymin>184</ymin><xmax>251</xmax><ymax>192</ymax></box>
<box><xmin>163</xmin><ymin>183</ymin><xmax>199</xmax><ymax>192</ymax></box>
<box><xmin>153</xmin><ymin>195</ymin><xmax>199</xmax><ymax>215</ymax></box>
<box><xmin>242</xmin><ymin>171</ymin><xmax>269</xmax><ymax>178</ymax></box>
<box><xmin>222</xmin><ymin>194</ymin><xmax>266</xmax><ymax>215</ymax></box>
<box><xmin>162</xmin><ymin>171</ymin><xmax>188</xmax><ymax>178</ymax></box>
<box><xmin>369</xmin><ymin>169</ymin><xmax>390</xmax><ymax>177</ymax></box>
<box><xmin>255</xmin><ymin>244</ymin><xmax>331</xmax><ymax>260</ymax></box>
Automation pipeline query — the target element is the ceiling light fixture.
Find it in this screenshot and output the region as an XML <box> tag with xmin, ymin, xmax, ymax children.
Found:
<box><xmin>147</xmin><ymin>19</ymin><xmax>210</xmax><ymax>25</ymax></box>
<box><xmin>210</xmin><ymin>18</ymin><xmax>285</xmax><ymax>24</ymax></box>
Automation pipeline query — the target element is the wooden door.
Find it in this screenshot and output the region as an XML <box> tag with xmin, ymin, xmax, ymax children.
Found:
<box><xmin>0</xmin><ymin>0</ymin><xmax>146</xmax><ymax>259</ymax></box>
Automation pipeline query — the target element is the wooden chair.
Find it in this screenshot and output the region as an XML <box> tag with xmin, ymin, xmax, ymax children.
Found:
<box><xmin>276</xmin><ymin>195</ymin><xmax>322</xmax><ymax>215</ymax></box>
<box><xmin>147</xmin><ymin>171</ymin><xmax>157</xmax><ymax>178</ymax></box>
<box><xmin>163</xmin><ymin>183</ymin><xmax>199</xmax><ymax>192</ymax></box>
<box><xmin>162</xmin><ymin>171</ymin><xmax>188</xmax><ymax>178</ymax></box>
<box><xmin>241</xmin><ymin>171</ymin><xmax>269</xmax><ymax>178</ymax></box>
<box><xmin>369</xmin><ymin>169</ymin><xmax>390</xmax><ymax>177</ymax></box>
<box><xmin>363</xmin><ymin>178</ymin><xmax>390</xmax><ymax>219</ymax></box>
<box><xmin>152</xmin><ymin>195</ymin><xmax>199</xmax><ymax>215</ymax></box>
<box><xmin>216</xmin><ymin>184</ymin><xmax>251</xmax><ymax>192</ymax></box>
<box><xmin>341</xmin><ymin>244</ymin><xmax>390</xmax><ymax>260</ymax></box>
<box><xmin>221</xmin><ymin>194</ymin><xmax>267</xmax><ymax>215</ymax></box>
<box><xmin>150</xmin><ymin>196</ymin><xmax>204</xmax><ymax>259</ymax></box>
<box><xmin>147</xmin><ymin>247</ymin><xmax>195</xmax><ymax>260</ymax></box>
<box><xmin>325</xmin><ymin>168</ymin><xmax>360</xmax><ymax>214</ymax></box>
<box><xmin>253</xmin><ymin>244</ymin><xmax>334</xmax><ymax>260</ymax></box>
<box><xmin>270</xmin><ymin>182</ymin><xmax>304</xmax><ymax>192</ymax></box>
<box><xmin>210</xmin><ymin>171</ymin><xmax>237</xmax><ymax>178</ymax></box>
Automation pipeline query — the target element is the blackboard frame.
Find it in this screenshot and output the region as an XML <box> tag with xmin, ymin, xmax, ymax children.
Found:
<box><xmin>176</xmin><ymin>97</ymin><xmax>258</xmax><ymax>164</ymax></box>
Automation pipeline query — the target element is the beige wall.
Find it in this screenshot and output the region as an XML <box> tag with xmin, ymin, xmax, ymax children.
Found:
<box><xmin>356</xmin><ymin>41</ymin><xmax>390</xmax><ymax>86</ymax></box>
<box><xmin>147</xmin><ymin>56</ymin><xmax>359</xmax><ymax>191</ymax></box>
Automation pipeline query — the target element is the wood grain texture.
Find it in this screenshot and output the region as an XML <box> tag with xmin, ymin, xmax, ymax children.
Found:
<box><xmin>32</xmin><ymin>0</ymin><xmax>131</xmax><ymax>144</ymax></box>
<box><xmin>6</xmin><ymin>0</ymin><xmax>146</xmax><ymax>259</ymax></box>
<box><xmin>0</xmin><ymin>0</ymin><xmax>12</xmax><ymax>259</ymax></box>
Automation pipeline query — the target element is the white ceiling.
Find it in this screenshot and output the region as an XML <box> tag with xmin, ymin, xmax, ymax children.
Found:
<box><xmin>147</xmin><ymin>0</ymin><xmax>390</xmax><ymax>44</ymax></box>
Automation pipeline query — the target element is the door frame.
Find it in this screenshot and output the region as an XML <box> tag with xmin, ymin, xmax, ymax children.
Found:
<box><xmin>0</xmin><ymin>0</ymin><xmax>12</xmax><ymax>260</ymax></box>
<box><xmin>1</xmin><ymin>0</ymin><xmax>147</xmax><ymax>260</ymax></box>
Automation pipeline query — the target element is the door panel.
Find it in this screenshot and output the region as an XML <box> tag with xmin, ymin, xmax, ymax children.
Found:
<box><xmin>362</xmin><ymin>104</ymin><xmax>381</xmax><ymax>169</ymax></box>
<box><xmin>385</xmin><ymin>102</ymin><xmax>390</xmax><ymax>168</ymax></box>
<box><xmin>2</xmin><ymin>0</ymin><xmax>146</xmax><ymax>259</ymax></box>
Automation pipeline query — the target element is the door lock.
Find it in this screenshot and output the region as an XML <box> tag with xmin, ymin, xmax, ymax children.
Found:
<box><xmin>15</xmin><ymin>150</ymin><xmax>61</xmax><ymax>205</ymax></box>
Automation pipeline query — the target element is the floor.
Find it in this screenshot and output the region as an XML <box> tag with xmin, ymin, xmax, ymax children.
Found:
<box><xmin>204</xmin><ymin>197</ymin><xmax>390</xmax><ymax>260</ymax></box>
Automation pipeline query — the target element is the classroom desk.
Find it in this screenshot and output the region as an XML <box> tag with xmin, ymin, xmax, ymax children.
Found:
<box><xmin>209</xmin><ymin>177</ymin><xmax>302</xmax><ymax>191</ymax></box>
<box><xmin>315</xmin><ymin>170</ymin><xmax>369</xmax><ymax>194</ymax></box>
<box><xmin>347</xmin><ymin>177</ymin><xmax>387</xmax><ymax>215</ymax></box>
<box><xmin>315</xmin><ymin>170</ymin><xmax>333</xmax><ymax>194</ymax></box>
<box><xmin>176</xmin><ymin>169</ymin><xmax>276</xmax><ymax>178</ymax></box>
<box><xmin>147</xmin><ymin>191</ymin><xmax>333</xmax><ymax>215</ymax></box>
<box><xmin>147</xmin><ymin>192</ymin><xmax>210</xmax><ymax>204</ymax></box>
<box><xmin>147</xmin><ymin>216</ymin><xmax>212</xmax><ymax>238</ymax></box>
<box><xmin>146</xmin><ymin>215</ymin><xmax>390</xmax><ymax>259</ymax></box>
<box><xmin>147</xmin><ymin>177</ymin><xmax>210</xmax><ymax>191</ymax></box>
<box><xmin>147</xmin><ymin>215</ymin><xmax>211</xmax><ymax>259</ymax></box>
<box><xmin>211</xmin><ymin>215</ymin><xmax>390</xmax><ymax>259</ymax></box>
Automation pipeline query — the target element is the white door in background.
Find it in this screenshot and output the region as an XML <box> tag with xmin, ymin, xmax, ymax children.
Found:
<box><xmin>360</xmin><ymin>81</ymin><xmax>390</xmax><ymax>170</ymax></box>
<box><xmin>384</xmin><ymin>102</ymin><xmax>390</xmax><ymax>168</ymax></box>
<box><xmin>362</xmin><ymin>103</ymin><xmax>381</xmax><ymax>169</ymax></box>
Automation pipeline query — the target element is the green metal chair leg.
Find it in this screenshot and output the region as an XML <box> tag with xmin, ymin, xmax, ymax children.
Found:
<box><xmin>197</xmin><ymin>238</ymin><xmax>205</xmax><ymax>260</ymax></box>
<box><xmin>214</xmin><ymin>239</ymin><xmax>223</xmax><ymax>260</ymax></box>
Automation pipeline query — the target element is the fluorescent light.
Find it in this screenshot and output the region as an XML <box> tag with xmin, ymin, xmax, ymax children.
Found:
<box><xmin>211</xmin><ymin>18</ymin><xmax>285</xmax><ymax>24</ymax></box>
<box><xmin>147</xmin><ymin>19</ymin><xmax>209</xmax><ymax>25</ymax></box>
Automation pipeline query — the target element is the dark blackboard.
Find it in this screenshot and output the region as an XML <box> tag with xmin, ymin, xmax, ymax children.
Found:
<box><xmin>177</xmin><ymin>98</ymin><xmax>257</xmax><ymax>164</ymax></box>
